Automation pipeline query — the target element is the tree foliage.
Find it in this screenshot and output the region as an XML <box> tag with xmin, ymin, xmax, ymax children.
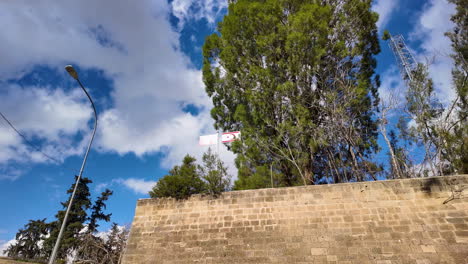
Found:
<box><xmin>379</xmin><ymin>0</ymin><xmax>467</xmax><ymax>177</ymax></box>
<box><xmin>87</xmin><ymin>189</ymin><xmax>113</xmax><ymax>234</ymax></box>
<box><xmin>198</xmin><ymin>148</ymin><xmax>231</xmax><ymax>196</ymax></box>
<box><xmin>74</xmin><ymin>223</ymin><xmax>129</xmax><ymax>264</ymax></box>
<box><xmin>150</xmin><ymin>155</ymin><xmax>206</xmax><ymax>200</ymax></box>
<box><xmin>5</xmin><ymin>177</ymin><xmax>117</xmax><ymax>264</ymax></box>
<box><xmin>4</xmin><ymin>219</ymin><xmax>49</xmax><ymax>261</ymax></box>
<box><xmin>203</xmin><ymin>0</ymin><xmax>381</xmax><ymax>188</ymax></box>
<box><xmin>42</xmin><ymin>177</ymin><xmax>94</xmax><ymax>261</ymax></box>
<box><xmin>445</xmin><ymin>0</ymin><xmax>468</xmax><ymax>174</ymax></box>
<box><xmin>150</xmin><ymin>152</ymin><xmax>231</xmax><ymax>199</ymax></box>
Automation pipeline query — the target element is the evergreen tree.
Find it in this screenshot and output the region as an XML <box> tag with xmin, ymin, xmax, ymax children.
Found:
<box><xmin>149</xmin><ymin>155</ymin><xmax>205</xmax><ymax>199</ymax></box>
<box><xmin>87</xmin><ymin>189</ymin><xmax>113</xmax><ymax>234</ymax></box>
<box><xmin>6</xmin><ymin>178</ymin><xmax>115</xmax><ymax>263</ymax></box>
<box><xmin>43</xmin><ymin>177</ymin><xmax>93</xmax><ymax>261</ymax></box>
<box><xmin>405</xmin><ymin>64</ymin><xmax>444</xmax><ymax>176</ymax></box>
<box><xmin>445</xmin><ymin>0</ymin><xmax>468</xmax><ymax>174</ymax></box>
<box><xmin>198</xmin><ymin>148</ymin><xmax>231</xmax><ymax>196</ymax></box>
<box><xmin>203</xmin><ymin>0</ymin><xmax>381</xmax><ymax>188</ymax></box>
<box><xmin>4</xmin><ymin>219</ymin><xmax>49</xmax><ymax>261</ymax></box>
<box><xmin>446</xmin><ymin>0</ymin><xmax>468</xmax><ymax>114</ymax></box>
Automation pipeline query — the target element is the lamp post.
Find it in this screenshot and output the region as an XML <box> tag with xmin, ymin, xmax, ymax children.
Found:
<box><xmin>48</xmin><ymin>65</ymin><xmax>98</xmax><ymax>264</ymax></box>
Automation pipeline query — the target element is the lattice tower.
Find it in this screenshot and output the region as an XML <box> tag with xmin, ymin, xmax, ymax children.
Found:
<box><xmin>388</xmin><ymin>34</ymin><xmax>418</xmax><ymax>83</ymax></box>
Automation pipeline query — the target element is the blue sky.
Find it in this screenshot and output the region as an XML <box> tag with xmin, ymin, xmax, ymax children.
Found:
<box><xmin>0</xmin><ymin>0</ymin><xmax>457</xmax><ymax>251</ymax></box>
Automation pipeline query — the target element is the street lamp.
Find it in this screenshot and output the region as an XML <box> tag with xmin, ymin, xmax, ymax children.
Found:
<box><xmin>48</xmin><ymin>65</ymin><xmax>98</xmax><ymax>264</ymax></box>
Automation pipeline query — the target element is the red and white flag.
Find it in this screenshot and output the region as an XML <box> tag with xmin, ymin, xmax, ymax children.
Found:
<box><xmin>199</xmin><ymin>134</ymin><xmax>218</xmax><ymax>146</ymax></box>
<box><xmin>221</xmin><ymin>131</ymin><xmax>241</xmax><ymax>143</ymax></box>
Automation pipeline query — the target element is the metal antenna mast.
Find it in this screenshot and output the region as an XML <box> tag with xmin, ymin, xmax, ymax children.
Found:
<box><xmin>388</xmin><ymin>34</ymin><xmax>418</xmax><ymax>83</ymax></box>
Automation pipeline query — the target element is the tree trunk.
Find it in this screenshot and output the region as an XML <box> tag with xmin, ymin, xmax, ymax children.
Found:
<box><xmin>380</xmin><ymin>126</ymin><xmax>402</xmax><ymax>179</ymax></box>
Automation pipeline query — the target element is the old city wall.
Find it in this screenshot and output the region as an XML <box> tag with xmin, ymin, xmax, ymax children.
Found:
<box><xmin>122</xmin><ymin>175</ymin><xmax>468</xmax><ymax>264</ymax></box>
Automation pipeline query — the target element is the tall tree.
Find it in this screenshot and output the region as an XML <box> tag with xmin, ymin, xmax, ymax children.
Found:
<box><xmin>4</xmin><ymin>219</ymin><xmax>49</xmax><ymax>261</ymax></box>
<box><xmin>404</xmin><ymin>63</ymin><xmax>444</xmax><ymax>176</ymax></box>
<box><xmin>203</xmin><ymin>0</ymin><xmax>381</xmax><ymax>188</ymax></box>
<box><xmin>149</xmin><ymin>155</ymin><xmax>205</xmax><ymax>199</ymax></box>
<box><xmin>5</xmin><ymin>179</ymin><xmax>115</xmax><ymax>263</ymax></box>
<box><xmin>43</xmin><ymin>177</ymin><xmax>93</xmax><ymax>261</ymax></box>
<box><xmin>445</xmin><ymin>0</ymin><xmax>468</xmax><ymax>173</ymax></box>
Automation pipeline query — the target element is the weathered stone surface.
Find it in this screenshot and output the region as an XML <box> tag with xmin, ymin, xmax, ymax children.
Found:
<box><xmin>122</xmin><ymin>175</ymin><xmax>468</xmax><ymax>264</ymax></box>
<box><xmin>0</xmin><ymin>257</ymin><xmax>40</xmax><ymax>264</ymax></box>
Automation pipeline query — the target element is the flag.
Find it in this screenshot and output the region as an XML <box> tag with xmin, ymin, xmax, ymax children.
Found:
<box><xmin>199</xmin><ymin>134</ymin><xmax>218</xmax><ymax>146</ymax></box>
<box><xmin>221</xmin><ymin>131</ymin><xmax>241</xmax><ymax>143</ymax></box>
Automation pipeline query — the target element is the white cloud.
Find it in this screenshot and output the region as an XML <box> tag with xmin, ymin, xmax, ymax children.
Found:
<box><xmin>0</xmin><ymin>167</ymin><xmax>25</xmax><ymax>181</ymax></box>
<box><xmin>94</xmin><ymin>182</ymin><xmax>109</xmax><ymax>193</ymax></box>
<box><xmin>117</xmin><ymin>178</ymin><xmax>156</xmax><ymax>195</ymax></box>
<box><xmin>0</xmin><ymin>86</ymin><xmax>91</xmax><ymax>143</ymax></box>
<box><xmin>171</xmin><ymin>0</ymin><xmax>228</xmax><ymax>29</ymax></box>
<box><xmin>0</xmin><ymin>85</ymin><xmax>91</xmax><ymax>179</ymax></box>
<box><xmin>0</xmin><ymin>0</ymin><xmax>237</xmax><ymax>180</ymax></box>
<box><xmin>410</xmin><ymin>0</ymin><xmax>456</xmax><ymax>104</ymax></box>
<box><xmin>372</xmin><ymin>0</ymin><xmax>398</xmax><ymax>30</ymax></box>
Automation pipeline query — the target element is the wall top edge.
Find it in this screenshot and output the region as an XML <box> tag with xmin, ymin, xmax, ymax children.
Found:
<box><xmin>136</xmin><ymin>174</ymin><xmax>468</xmax><ymax>205</ymax></box>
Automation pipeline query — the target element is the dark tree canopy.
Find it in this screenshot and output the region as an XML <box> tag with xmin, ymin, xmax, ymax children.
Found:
<box><xmin>203</xmin><ymin>0</ymin><xmax>381</xmax><ymax>188</ymax></box>
<box><xmin>4</xmin><ymin>219</ymin><xmax>49</xmax><ymax>261</ymax></box>
<box><xmin>42</xmin><ymin>177</ymin><xmax>93</xmax><ymax>260</ymax></box>
<box><xmin>150</xmin><ymin>152</ymin><xmax>231</xmax><ymax>199</ymax></box>
<box><xmin>445</xmin><ymin>0</ymin><xmax>468</xmax><ymax>174</ymax></box>
<box><xmin>6</xmin><ymin>177</ymin><xmax>115</xmax><ymax>263</ymax></box>
<box><xmin>150</xmin><ymin>155</ymin><xmax>205</xmax><ymax>200</ymax></box>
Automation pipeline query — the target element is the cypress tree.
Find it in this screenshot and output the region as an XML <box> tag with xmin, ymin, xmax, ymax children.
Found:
<box><xmin>43</xmin><ymin>177</ymin><xmax>93</xmax><ymax>261</ymax></box>
<box><xmin>203</xmin><ymin>0</ymin><xmax>381</xmax><ymax>188</ymax></box>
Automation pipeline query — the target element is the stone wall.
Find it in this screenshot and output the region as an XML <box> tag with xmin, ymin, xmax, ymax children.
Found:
<box><xmin>0</xmin><ymin>257</ymin><xmax>40</xmax><ymax>264</ymax></box>
<box><xmin>122</xmin><ymin>175</ymin><xmax>468</xmax><ymax>264</ymax></box>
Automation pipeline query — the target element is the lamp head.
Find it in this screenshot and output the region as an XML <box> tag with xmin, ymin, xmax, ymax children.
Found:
<box><xmin>65</xmin><ymin>65</ymin><xmax>78</xmax><ymax>80</ymax></box>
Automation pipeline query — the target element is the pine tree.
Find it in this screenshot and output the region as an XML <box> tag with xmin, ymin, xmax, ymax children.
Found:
<box><xmin>87</xmin><ymin>189</ymin><xmax>113</xmax><ymax>234</ymax></box>
<box><xmin>6</xmin><ymin>178</ymin><xmax>115</xmax><ymax>263</ymax></box>
<box><xmin>203</xmin><ymin>0</ymin><xmax>381</xmax><ymax>188</ymax></box>
<box><xmin>198</xmin><ymin>148</ymin><xmax>231</xmax><ymax>196</ymax></box>
<box><xmin>149</xmin><ymin>155</ymin><xmax>205</xmax><ymax>199</ymax></box>
<box><xmin>404</xmin><ymin>64</ymin><xmax>444</xmax><ymax>176</ymax></box>
<box><xmin>43</xmin><ymin>176</ymin><xmax>93</xmax><ymax>261</ymax></box>
<box><xmin>446</xmin><ymin>0</ymin><xmax>468</xmax><ymax>114</ymax></box>
<box><xmin>444</xmin><ymin>0</ymin><xmax>468</xmax><ymax>173</ymax></box>
<box><xmin>4</xmin><ymin>219</ymin><xmax>49</xmax><ymax>261</ymax></box>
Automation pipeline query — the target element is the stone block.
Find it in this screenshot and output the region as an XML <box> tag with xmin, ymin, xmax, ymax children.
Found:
<box><xmin>310</xmin><ymin>248</ymin><xmax>327</xmax><ymax>255</ymax></box>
